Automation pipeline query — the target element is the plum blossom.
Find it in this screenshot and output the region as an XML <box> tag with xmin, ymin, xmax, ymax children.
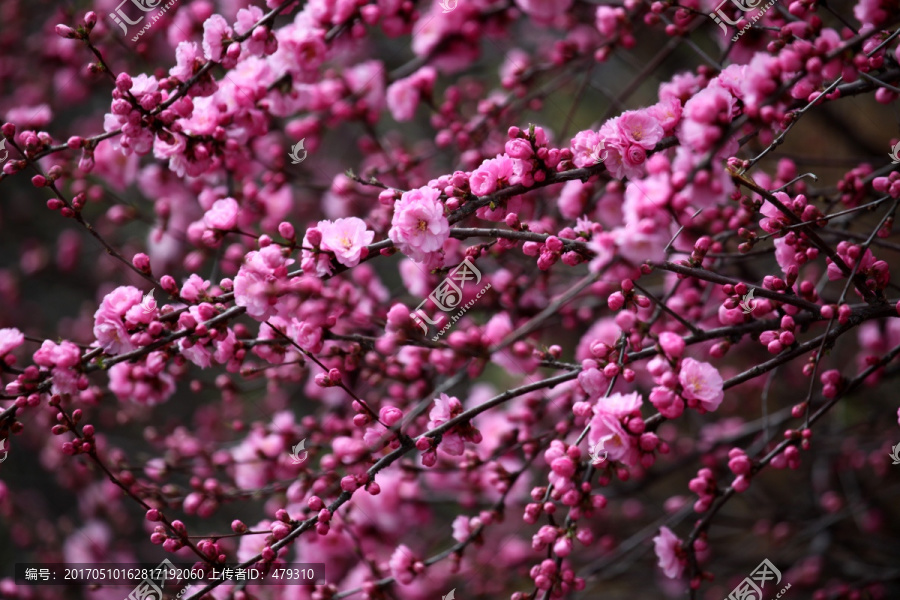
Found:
<box><xmin>515</xmin><ymin>0</ymin><xmax>573</xmax><ymax>23</ymax></box>
<box><xmin>386</xmin><ymin>66</ymin><xmax>437</xmax><ymax>122</ymax></box>
<box><xmin>612</xmin><ymin>218</ymin><xmax>669</xmax><ymax>266</ymax></box>
<box><xmin>93</xmin><ymin>286</ymin><xmax>144</xmax><ymax>355</ymax></box>
<box><xmin>32</xmin><ymin>340</ymin><xmax>82</xmax><ymax>394</ymax></box>
<box><xmin>427</xmin><ymin>393</ymin><xmax>465</xmax><ymax>455</ymax></box>
<box><xmin>571</xmin><ymin>129</ymin><xmax>609</xmax><ymax>169</ymax></box>
<box><xmin>679</xmin><ymin>358</ymin><xmax>725</xmax><ymax>411</ymax></box>
<box><xmin>388</xmin><ymin>545</ymin><xmax>418</xmax><ymax>584</ymax></box>
<box><xmin>653</xmin><ymin>526</ymin><xmax>685</xmax><ymax>579</ymax></box>
<box><xmin>203</xmin><ymin>197</ymin><xmax>240</xmax><ymax>231</ymax></box>
<box><xmin>388</xmin><ymin>186</ymin><xmax>449</xmax><ymax>263</ymax></box>
<box><xmin>585</xmin><ymin>392</ymin><xmax>643</xmax><ymax>465</ymax></box>
<box><xmin>202</xmin><ymin>15</ymin><xmax>234</xmax><ymax>62</ymax></box>
<box><xmin>469</xmin><ymin>154</ymin><xmax>515</xmax><ymax>196</ymax></box>
<box><xmin>319</xmin><ymin>217</ymin><xmax>375</xmax><ymax>268</ymax></box>
<box><xmin>617</xmin><ymin>110</ymin><xmax>664</xmax><ymax>150</ymax></box>
<box><xmin>0</xmin><ymin>328</ymin><xmax>24</xmax><ymax>357</ymax></box>
<box><xmin>233</xmin><ymin>246</ymin><xmax>296</xmax><ymax>320</ymax></box>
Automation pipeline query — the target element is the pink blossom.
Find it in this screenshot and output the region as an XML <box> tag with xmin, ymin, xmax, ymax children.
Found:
<box><xmin>202</xmin><ymin>15</ymin><xmax>233</xmax><ymax>62</ymax></box>
<box><xmin>233</xmin><ymin>246</ymin><xmax>296</xmax><ymax>320</ymax></box>
<box><xmin>388</xmin><ymin>186</ymin><xmax>449</xmax><ymax>263</ymax></box>
<box><xmin>570</xmin><ymin>129</ymin><xmax>609</xmax><ymax>168</ymax></box>
<box><xmin>649</xmin><ymin>386</ymin><xmax>685</xmax><ymax>419</ymax></box>
<box><xmin>587</xmin><ymin>413</ymin><xmax>636</xmax><ymax>464</ymax></box>
<box><xmin>612</xmin><ymin>218</ymin><xmax>669</xmax><ymax>266</ymax></box>
<box><xmin>320</xmin><ymin>217</ymin><xmax>375</xmax><ymax>268</ymax></box>
<box><xmin>658</xmin><ymin>332</ymin><xmax>685</xmax><ymax>358</ymax></box>
<box><xmin>203</xmin><ymin>197</ymin><xmax>240</xmax><ymax>230</ymax></box>
<box><xmin>469</xmin><ymin>155</ymin><xmax>515</xmax><ymax>196</ymax></box>
<box><xmin>108</xmin><ymin>358</ymin><xmax>177</xmax><ymax>406</ymax></box>
<box><xmin>93</xmin><ymin>286</ymin><xmax>144</xmax><ymax>355</ymax></box>
<box><xmin>515</xmin><ymin>0</ymin><xmax>573</xmax><ymax>22</ymax></box>
<box><xmin>388</xmin><ymin>545</ymin><xmax>417</xmax><ymax>584</ymax></box>
<box><xmin>595</xmin><ymin>391</ymin><xmax>643</xmax><ymax>417</ymax></box>
<box><xmin>588</xmin><ymin>232</ymin><xmax>615</xmax><ymax>273</ymax></box>
<box><xmin>427</xmin><ymin>393</ymin><xmax>465</xmax><ymax>455</ymax></box>
<box><xmin>0</xmin><ymin>328</ymin><xmax>24</xmax><ymax>357</ymax></box>
<box><xmin>653</xmin><ymin>526</ymin><xmax>684</xmax><ymax>579</ymax></box>
<box><xmin>679</xmin><ymin>358</ymin><xmax>725</xmax><ymax>411</ymax></box>
<box><xmin>617</xmin><ymin>110</ymin><xmax>664</xmax><ymax>150</ymax></box>
<box><xmin>386</xmin><ymin>67</ymin><xmax>436</xmax><ymax>122</ymax></box>
<box><xmin>595</xmin><ymin>6</ymin><xmax>623</xmax><ymax>37</ymax></box>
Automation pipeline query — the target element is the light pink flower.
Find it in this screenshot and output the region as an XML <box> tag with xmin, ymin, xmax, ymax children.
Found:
<box><xmin>587</xmin><ymin>413</ymin><xmax>635</xmax><ymax>464</ymax></box>
<box><xmin>571</xmin><ymin>130</ymin><xmax>609</xmax><ymax>168</ymax></box>
<box><xmin>389</xmin><ymin>545</ymin><xmax>417</xmax><ymax>585</ymax></box>
<box><xmin>203</xmin><ymin>197</ymin><xmax>240</xmax><ymax>230</ymax></box>
<box><xmin>617</xmin><ymin>110</ymin><xmax>664</xmax><ymax>150</ymax></box>
<box><xmin>320</xmin><ymin>217</ymin><xmax>374</xmax><ymax>268</ymax></box>
<box><xmin>0</xmin><ymin>328</ymin><xmax>24</xmax><ymax>357</ymax></box>
<box><xmin>427</xmin><ymin>393</ymin><xmax>465</xmax><ymax>455</ymax></box>
<box><xmin>94</xmin><ymin>286</ymin><xmax>144</xmax><ymax>355</ymax></box>
<box><xmin>202</xmin><ymin>15</ymin><xmax>233</xmax><ymax>62</ymax></box>
<box><xmin>679</xmin><ymin>357</ymin><xmax>725</xmax><ymax>411</ymax></box>
<box><xmin>386</xmin><ymin>67</ymin><xmax>436</xmax><ymax>122</ymax></box>
<box><xmin>612</xmin><ymin>218</ymin><xmax>669</xmax><ymax>266</ymax></box>
<box><xmin>595</xmin><ymin>6</ymin><xmax>623</xmax><ymax>36</ymax></box>
<box><xmin>595</xmin><ymin>391</ymin><xmax>643</xmax><ymax>417</ymax></box>
<box><xmin>515</xmin><ymin>0</ymin><xmax>573</xmax><ymax>22</ymax></box>
<box><xmin>233</xmin><ymin>246</ymin><xmax>296</xmax><ymax>320</ymax></box>
<box><xmin>388</xmin><ymin>186</ymin><xmax>449</xmax><ymax>263</ymax></box>
<box><xmin>647</xmin><ymin>97</ymin><xmax>683</xmax><ymax>134</ymax></box>
<box><xmin>469</xmin><ymin>155</ymin><xmax>515</xmax><ymax>196</ymax></box>
<box><xmin>653</xmin><ymin>526</ymin><xmax>684</xmax><ymax>579</ymax></box>
<box><xmin>658</xmin><ymin>332</ymin><xmax>685</xmax><ymax>358</ymax></box>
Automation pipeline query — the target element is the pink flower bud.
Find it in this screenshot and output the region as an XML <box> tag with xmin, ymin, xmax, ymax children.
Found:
<box><xmin>55</xmin><ymin>24</ymin><xmax>78</xmax><ymax>38</ymax></box>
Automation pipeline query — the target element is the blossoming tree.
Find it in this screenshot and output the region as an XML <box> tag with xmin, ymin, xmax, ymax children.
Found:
<box><xmin>0</xmin><ymin>0</ymin><xmax>899</xmax><ymax>598</ymax></box>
